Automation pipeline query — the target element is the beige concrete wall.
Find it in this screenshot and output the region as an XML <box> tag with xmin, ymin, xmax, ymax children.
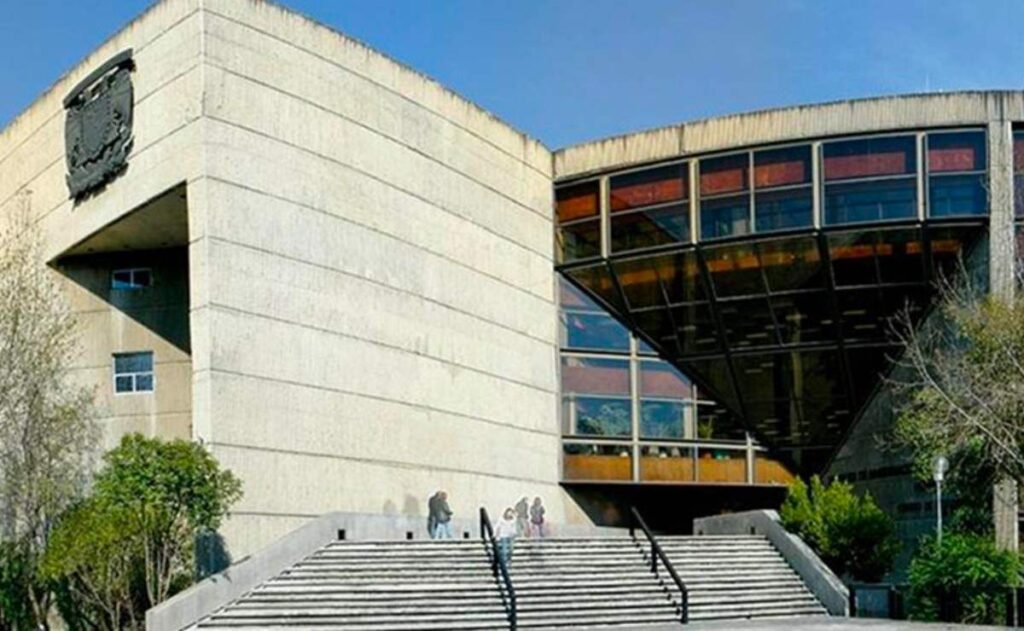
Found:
<box><xmin>190</xmin><ymin>0</ymin><xmax>566</xmax><ymax>557</ymax></box>
<box><xmin>0</xmin><ymin>0</ymin><xmax>203</xmax><ymax>450</ymax></box>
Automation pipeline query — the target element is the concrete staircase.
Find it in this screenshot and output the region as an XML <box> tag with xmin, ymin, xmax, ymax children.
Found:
<box><xmin>658</xmin><ymin>535</ymin><xmax>828</xmax><ymax>621</ymax></box>
<box><xmin>194</xmin><ymin>534</ymin><xmax>826</xmax><ymax>629</ymax></box>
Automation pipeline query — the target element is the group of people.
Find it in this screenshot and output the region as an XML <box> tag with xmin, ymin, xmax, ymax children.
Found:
<box><xmin>425</xmin><ymin>491</ymin><xmax>547</xmax><ymax>565</ymax></box>
<box><xmin>494</xmin><ymin>496</ymin><xmax>546</xmax><ymax>565</ymax></box>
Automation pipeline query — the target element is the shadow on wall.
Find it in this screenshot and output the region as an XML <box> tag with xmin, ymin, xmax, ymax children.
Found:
<box><xmin>196</xmin><ymin>530</ymin><xmax>232</xmax><ymax>578</ymax></box>
<box><xmin>55</xmin><ymin>246</ymin><xmax>191</xmax><ymax>354</ymax></box>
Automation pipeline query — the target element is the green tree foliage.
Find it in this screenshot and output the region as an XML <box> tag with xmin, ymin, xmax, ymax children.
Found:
<box><xmin>41</xmin><ymin>435</ymin><xmax>242</xmax><ymax>627</ymax></box>
<box><xmin>0</xmin><ymin>542</ymin><xmax>34</xmax><ymax>629</ymax></box>
<box><xmin>908</xmin><ymin>533</ymin><xmax>1021</xmax><ymax>624</ymax></box>
<box><xmin>780</xmin><ymin>476</ymin><xmax>900</xmax><ymax>582</ymax></box>
<box><xmin>41</xmin><ymin>502</ymin><xmax>143</xmax><ymax>630</ymax></box>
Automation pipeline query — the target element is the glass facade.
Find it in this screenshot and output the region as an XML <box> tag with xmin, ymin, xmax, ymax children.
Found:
<box><xmin>558</xmin><ymin>277</ymin><xmax>791</xmax><ymax>484</ymax></box>
<box><xmin>555</xmin><ymin>129</ymin><xmax>990</xmax><ymax>475</ymax></box>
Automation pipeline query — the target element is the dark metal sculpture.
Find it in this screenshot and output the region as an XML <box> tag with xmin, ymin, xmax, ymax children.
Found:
<box><xmin>64</xmin><ymin>49</ymin><xmax>135</xmax><ymax>200</ymax></box>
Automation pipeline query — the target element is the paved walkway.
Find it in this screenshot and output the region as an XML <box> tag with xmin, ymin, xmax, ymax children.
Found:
<box><xmin>550</xmin><ymin>619</ymin><xmax>1011</xmax><ymax>630</ymax></box>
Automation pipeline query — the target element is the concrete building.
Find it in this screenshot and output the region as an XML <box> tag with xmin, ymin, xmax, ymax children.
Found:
<box><xmin>0</xmin><ymin>0</ymin><xmax>1018</xmax><ymax>570</ymax></box>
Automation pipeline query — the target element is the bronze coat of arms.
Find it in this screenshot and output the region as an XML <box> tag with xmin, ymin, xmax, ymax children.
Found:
<box><xmin>64</xmin><ymin>49</ymin><xmax>135</xmax><ymax>200</ymax></box>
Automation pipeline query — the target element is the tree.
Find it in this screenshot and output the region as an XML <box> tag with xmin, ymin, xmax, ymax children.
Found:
<box><xmin>0</xmin><ymin>207</ymin><xmax>98</xmax><ymax>626</ymax></box>
<box><xmin>907</xmin><ymin>532</ymin><xmax>1020</xmax><ymax>624</ymax></box>
<box><xmin>780</xmin><ymin>476</ymin><xmax>900</xmax><ymax>582</ymax></box>
<box><xmin>41</xmin><ymin>501</ymin><xmax>144</xmax><ymax>630</ymax></box>
<box><xmin>91</xmin><ymin>434</ymin><xmax>242</xmax><ymax>609</ymax></box>
<box><xmin>888</xmin><ymin>262</ymin><xmax>1024</xmax><ymax>534</ymax></box>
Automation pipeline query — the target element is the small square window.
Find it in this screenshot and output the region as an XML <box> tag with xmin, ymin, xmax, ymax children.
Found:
<box><xmin>111</xmin><ymin>268</ymin><xmax>153</xmax><ymax>290</ymax></box>
<box><xmin>113</xmin><ymin>352</ymin><xmax>154</xmax><ymax>394</ymax></box>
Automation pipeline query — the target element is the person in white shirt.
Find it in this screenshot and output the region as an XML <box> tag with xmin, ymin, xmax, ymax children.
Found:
<box><xmin>494</xmin><ymin>507</ymin><xmax>518</xmax><ymax>566</ymax></box>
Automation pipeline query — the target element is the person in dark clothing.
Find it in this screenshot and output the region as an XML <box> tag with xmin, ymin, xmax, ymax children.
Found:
<box><xmin>427</xmin><ymin>491</ymin><xmax>441</xmax><ymax>539</ymax></box>
<box><xmin>515</xmin><ymin>496</ymin><xmax>529</xmax><ymax>537</ymax></box>
<box><xmin>433</xmin><ymin>490</ymin><xmax>454</xmax><ymax>539</ymax></box>
<box><xmin>529</xmin><ymin>496</ymin><xmax>546</xmax><ymax>538</ymax></box>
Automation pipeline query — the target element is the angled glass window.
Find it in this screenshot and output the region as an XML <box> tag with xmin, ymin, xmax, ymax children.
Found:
<box><xmin>560</xmin><ymin>356</ymin><xmax>631</xmax><ymax>437</ymax></box>
<box><xmin>700</xmin><ymin>154</ymin><xmax>751</xmax><ymax>239</ymax></box>
<box><xmin>639</xmin><ymin>360</ymin><xmax>693</xmax><ymax>439</ymax></box>
<box><xmin>823</xmin><ymin>135</ymin><xmax>917</xmax><ymax>225</ymax></box>
<box><xmin>610</xmin><ymin>163</ymin><xmax>688</xmax><ymax>211</ymax></box>
<box><xmin>113</xmin><ymin>351</ymin><xmax>154</xmax><ymax>394</ymax></box>
<box><xmin>927</xmin><ymin>131</ymin><xmax>987</xmax><ymax>217</ymax></box>
<box><xmin>558</xmin><ymin>278</ymin><xmax>630</xmax><ymax>352</ymax></box>
<box><xmin>556</xmin><ymin>181</ymin><xmax>601</xmax><ymax>262</ymax></box>
<box><xmin>754</xmin><ymin>146</ymin><xmax>813</xmax><ymax>232</ymax></box>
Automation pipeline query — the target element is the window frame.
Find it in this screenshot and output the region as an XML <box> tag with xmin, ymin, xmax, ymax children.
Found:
<box><xmin>112</xmin><ymin>351</ymin><xmax>155</xmax><ymax>395</ymax></box>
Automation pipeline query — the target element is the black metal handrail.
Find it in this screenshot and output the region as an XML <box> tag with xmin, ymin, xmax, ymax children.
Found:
<box><xmin>480</xmin><ymin>507</ymin><xmax>517</xmax><ymax>630</ymax></box>
<box><xmin>629</xmin><ymin>506</ymin><xmax>689</xmax><ymax>624</ymax></box>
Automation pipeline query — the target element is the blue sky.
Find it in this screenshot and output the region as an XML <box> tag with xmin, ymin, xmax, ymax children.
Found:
<box><xmin>3</xmin><ymin>0</ymin><xmax>1024</xmax><ymax>148</ymax></box>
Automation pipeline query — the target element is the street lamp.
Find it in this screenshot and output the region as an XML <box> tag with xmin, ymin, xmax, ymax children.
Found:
<box><xmin>933</xmin><ymin>455</ymin><xmax>949</xmax><ymax>545</ymax></box>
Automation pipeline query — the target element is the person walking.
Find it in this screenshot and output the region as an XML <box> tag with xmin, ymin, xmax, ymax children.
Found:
<box><xmin>494</xmin><ymin>507</ymin><xmax>518</xmax><ymax>566</ymax></box>
<box><xmin>514</xmin><ymin>496</ymin><xmax>529</xmax><ymax>537</ymax></box>
<box><xmin>529</xmin><ymin>496</ymin><xmax>546</xmax><ymax>538</ymax></box>
<box><xmin>433</xmin><ymin>490</ymin><xmax>454</xmax><ymax>539</ymax></box>
<box><xmin>426</xmin><ymin>491</ymin><xmax>441</xmax><ymax>539</ymax></box>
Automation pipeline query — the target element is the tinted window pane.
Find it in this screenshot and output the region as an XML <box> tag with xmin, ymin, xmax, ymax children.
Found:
<box><xmin>610</xmin><ymin>164</ymin><xmax>687</xmax><ymax>212</ymax></box>
<box><xmin>700</xmin><ymin>195</ymin><xmax>750</xmax><ymax>239</ymax></box>
<box><xmin>610</xmin><ymin>204</ymin><xmax>689</xmax><ymax>252</ymax></box>
<box><xmin>640</xmin><ymin>401</ymin><xmax>689</xmax><ymax>439</ymax></box>
<box><xmin>114</xmin><ymin>352</ymin><xmax>152</xmax><ymax>373</ymax></box>
<box><xmin>135</xmin><ymin>373</ymin><xmax>154</xmax><ymax>392</ymax></box>
<box><xmin>929</xmin><ymin>174</ymin><xmax>986</xmax><ymax>217</ymax></box>
<box><xmin>559</xmin><ymin>278</ymin><xmax>630</xmax><ymax>351</ymax></box>
<box><xmin>718</xmin><ymin>297</ymin><xmax>777</xmax><ymax>348</ymax></box>
<box><xmin>927</xmin><ymin>131</ymin><xmax>985</xmax><ymax>172</ymax></box>
<box><xmin>700</xmin><ymin>154</ymin><xmax>749</xmax><ymax>196</ymax></box>
<box><xmin>561</xmin><ymin>356</ymin><xmax>631</xmax><ymax>437</ymax></box>
<box><xmin>556</xmin><ymin>181</ymin><xmax>600</xmax><ymax>223</ymax></box>
<box><xmin>672</xmin><ymin>303</ymin><xmax>719</xmax><ymax>354</ymax></box>
<box><xmin>112</xmin><ymin>270</ymin><xmax>132</xmax><ymax>289</ymax></box>
<box><xmin>557</xmin><ymin>219</ymin><xmax>601</xmax><ymax>262</ymax></box>
<box><xmin>114</xmin><ymin>375</ymin><xmax>133</xmax><ymax>393</ymax></box>
<box><xmin>823</xmin><ymin>136</ymin><xmax>916</xmax><ymax>181</ymax></box>
<box><xmin>754</xmin><ymin>146</ymin><xmax>811</xmax><ymax>188</ymax></box>
<box><xmin>639</xmin><ymin>361</ymin><xmax>692</xmax><ymax>398</ymax></box>
<box><xmin>133</xmin><ymin>269</ymin><xmax>152</xmax><ymax>287</ymax></box>
<box><xmin>702</xmin><ymin>242</ymin><xmax>765</xmax><ymax>297</ymax></box>
<box><xmin>612</xmin><ymin>252</ymin><xmax>705</xmax><ymax>309</ymax></box>
<box><xmin>771</xmin><ymin>291</ymin><xmax>838</xmax><ymax>345</ymax></box>
<box><xmin>824</xmin><ymin>178</ymin><xmax>916</xmax><ymax>225</ymax></box>
<box><xmin>563</xmin><ymin>442</ymin><xmax>633</xmax><ymax>481</ymax></box>
<box><xmin>755</xmin><ymin>188</ymin><xmax>812</xmax><ymax>232</ymax></box>
<box><xmin>758</xmin><ymin>237</ymin><xmax>824</xmax><ymax>292</ymax></box>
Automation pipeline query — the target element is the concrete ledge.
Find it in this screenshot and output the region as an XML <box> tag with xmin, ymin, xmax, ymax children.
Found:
<box><xmin>694</xmin><ymin>509</ymin><xmax>849</xmax><ymax>617</ymax></box>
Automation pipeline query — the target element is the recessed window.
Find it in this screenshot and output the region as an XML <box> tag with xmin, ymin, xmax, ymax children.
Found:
<box><xmin>699</xmin><ymin>154</ymin><xmax>751</xmax><ymax>240</ymax></box>
<box><xmin>112</xmin><ymin>268</ymin><xmax>152</xmax><ymax>290</ymax></box>
<box><xmin>113</xmin><ymin>352</ymin><xmax>154</xmax><ymax>394</ymax></box>
<box><xmin>609</xmin><ymin>163</ymin><xmax>689</xmax><ymax>252</ymax></box>
<box><xmin>754</xmin><ymin>145</ymin><xmax>813</xmax><ymax>232</ymax></box>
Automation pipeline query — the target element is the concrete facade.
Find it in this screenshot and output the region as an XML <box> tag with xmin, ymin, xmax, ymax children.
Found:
<box><xmin>0</xmin><ymin>0</ymin><xmax>568</xmax><ymax>560</ymax></box>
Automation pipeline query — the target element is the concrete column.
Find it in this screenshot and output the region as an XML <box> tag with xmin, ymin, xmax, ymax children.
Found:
<box><xmin>987</xmin><ymin>116</ymin><xmax>1019</xmax><ymax>552</ymax></box>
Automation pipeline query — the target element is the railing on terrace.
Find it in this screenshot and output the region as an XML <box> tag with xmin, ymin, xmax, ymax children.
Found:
<box><xmin>561</xmin><ymin>437</ymin><xmax>795</xmax><ymax>485</ymax></box>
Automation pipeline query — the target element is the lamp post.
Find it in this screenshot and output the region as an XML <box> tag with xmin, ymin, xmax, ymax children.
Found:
<box><xmin>933</xmin><ymin>455</ymin><xmax>949</xmax><ymax>545</ymax></box>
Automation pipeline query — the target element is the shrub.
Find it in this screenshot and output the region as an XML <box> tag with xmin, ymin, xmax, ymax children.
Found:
<box><xmin>908</xmin><ymin>532</ymin><xmax>1020</xmax><ymax>624</ymax></box>
<box><xmin>780</xmin><ymin>476</ymin><xmax>900</xmax><ymax>582</ymax></box>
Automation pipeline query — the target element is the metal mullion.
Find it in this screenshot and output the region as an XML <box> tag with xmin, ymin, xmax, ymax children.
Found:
<box><xmin>629</xmin><ymin>335</ymin><xmax>641</xmax><ymax>482</ymax></box>
<box><xmin>815</xmin><ymin>232</ymin><xmax>858</xmax><ymax>421</ymax></box>
<box><xmin>748</xmin><ymin>151</ymin><xmax>756</xmax><ymax>234</ymax></box>
<box><xmin>918</xmin><ymin>132</ymin><xmax>927</xmax><ymax>221</ymax></box>
<box><xmin>600</xmin><ymin>175</ymin><xmax>610</xmax><ymax>258</ymax></box>
<box><xmin>813</xmin><ymin>141</ymin><xmax>823</xmax><ymax>229</ymax></box>
<box><xmin>689</xmin><ymin>160</ymin><xmax>699</xmax><ymax>245</ymax></box>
